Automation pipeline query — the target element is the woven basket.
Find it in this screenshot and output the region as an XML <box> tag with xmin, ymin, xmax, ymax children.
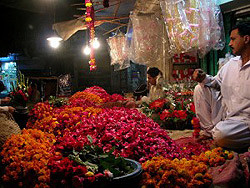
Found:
<box><xmin>0</xmin><ymin>111</ymin><xmax>21</xmax><ymax>148</ymax></box>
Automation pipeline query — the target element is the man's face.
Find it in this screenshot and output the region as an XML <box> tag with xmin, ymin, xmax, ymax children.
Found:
<box><xmin>229</xmin><ymin>29</ymin><xmax>245</xmax><ymax>56</ymax></box>
<box><xmin>147</xmin><ymin>75</ymin><xmax>156</xmax><ymax>85</ymax></box>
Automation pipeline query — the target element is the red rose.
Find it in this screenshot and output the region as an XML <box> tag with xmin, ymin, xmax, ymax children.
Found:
<box><xmin>160</xmin><ymin>109</ymin><xmax>172</xmax><ymax>120</ymax></box>
<box><xmin>190</xmin><ymin>102</ymin><xmax>196</xmax><ymax>113</ymax></box>
<box><xmin>149</xmin><ymin>99</ymin><xmax>166</xmax><ymax>110</ymax></box>
<box><xmin>174</xmin><ymin>110</ymin><xmax>187</xmax><ymax>120</ymax></box>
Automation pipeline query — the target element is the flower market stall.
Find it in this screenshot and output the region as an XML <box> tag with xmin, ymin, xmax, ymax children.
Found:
<box><xmin>0</xmin><ymin>0</ymin><xmax>250</xmax><ymax>187</ymax></box>
<box><xmin>0</xmin><ymin>85</ymin><xmax>249</xmax><ymax>188</ymax></box>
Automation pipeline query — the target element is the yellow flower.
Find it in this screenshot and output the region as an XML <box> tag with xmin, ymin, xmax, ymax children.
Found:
<box><xmin>85</xmin><ymin>171</ymin><xmax>94</xmax><ymax>176</ymax></box>
<box><xmin>85</xmin><ymin>17</ymin><xmax>92</xmax><ymax>22</ymax></box>
<box><xmin>86</xmin><ymin>2</ymin><xmax>92</xmax><ymax>7</ymax></box>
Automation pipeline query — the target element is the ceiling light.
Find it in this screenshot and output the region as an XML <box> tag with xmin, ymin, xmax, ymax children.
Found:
<box><xmin>47</xmin><ymin>36</ymin><xmax>63</xmax><ymax>49</ymax></box>
<box><xmin>83</xmin><ymin>45</ymin><xmax>91</xmax><ymax>55</ymax></box>
<box><xmin>92</xmin><ymin>38</ymin><xmax>100</xmax><ymax>49</ymax></box>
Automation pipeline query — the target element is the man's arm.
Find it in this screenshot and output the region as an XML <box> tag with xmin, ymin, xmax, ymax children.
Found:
<box><xmin>193</xmin><ymin>69</ymin><xmax>222</xmax><ymax>90</ymax></box>
<box><xmin>0</xmin><ymin>97</ymin><xmax>11</xmax><ymax>104</ymax></box>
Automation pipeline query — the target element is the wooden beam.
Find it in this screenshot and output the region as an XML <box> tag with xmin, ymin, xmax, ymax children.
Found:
<box><xmin>103</xmin><ymin>24</ymin><xmax>127</xmax><ymax>35</ymax></box>
<box><xmin>113</xmin><ymin>0</ymin><xmax>121</xmax><ymax>17</ymax></box>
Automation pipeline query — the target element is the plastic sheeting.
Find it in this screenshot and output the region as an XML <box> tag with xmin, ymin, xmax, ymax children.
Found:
<box><xmin>107</xmin><ymin>32</ymin><xmax>130</xmax><ymax>71</ymax></box>
<box><xmin>127</xmin><ymin>12</ymin><xmax>166</xmax><ymax>65</ymax></box>
<box><xmin>160</xmin><ymin>0</ymin><xmax>225</xmax><ymax>57</ymax></box>
<box><xmin>133</xmin><ymin>0</ymin><xmax>161</xmax><ymax>14</ymax></box>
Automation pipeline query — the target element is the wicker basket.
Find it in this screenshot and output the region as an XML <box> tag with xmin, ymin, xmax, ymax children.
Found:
<box><xmin>0</xmin><ymin>111</ymin><xmax>21</xmax><ymax>148</ymax></box>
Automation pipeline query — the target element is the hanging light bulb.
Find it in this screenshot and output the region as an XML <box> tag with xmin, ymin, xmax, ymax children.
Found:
<box><xmin>47</xmin><ymin>36</ymin><xmax>63</xmax><ymax>49</ymax></box>
<box><xmin>92</xmin><ymin>38</ymin><xmax>100</xmax><ymax>49</ymax></box>
<box><xmin>83</xmin><ymin>45</ymin><xmax>91</xmax><ymax>55</ymax></box>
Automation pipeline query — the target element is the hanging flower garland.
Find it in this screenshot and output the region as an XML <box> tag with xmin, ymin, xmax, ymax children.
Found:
<box><xmin>85</xmin><ymin>0</ymin><xmax>97</xmax><ymax>71</ymax></box>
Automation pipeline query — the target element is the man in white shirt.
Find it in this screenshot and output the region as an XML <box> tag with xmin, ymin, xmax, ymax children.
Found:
<box><xmin>141</xmin><ymin>67</ymin><xmax>165</xmax><ymax>103</ymax></box>
<box><xmin>193</xmin><ymin>22</ymin><xmax>250</xmax><ymax>150</ymax></box>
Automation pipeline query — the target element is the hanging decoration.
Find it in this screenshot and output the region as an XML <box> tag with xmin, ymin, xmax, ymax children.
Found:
<box><xmin>85</xmin><ymin>0</ymin><xmax>97</xmax><ymax>71</ymax></box>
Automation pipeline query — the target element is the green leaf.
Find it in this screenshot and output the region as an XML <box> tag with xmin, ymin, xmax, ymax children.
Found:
<box><xmin>87</xmin><ymin>135</ymin><xmax>94</xmax><ymax>144</ymax></box>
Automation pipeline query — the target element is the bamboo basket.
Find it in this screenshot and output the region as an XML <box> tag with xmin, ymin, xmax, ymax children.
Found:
<box><xmin>0</xmin><ymin>111</ymin><xmax>21</xmax><ymax>148</ymax></box>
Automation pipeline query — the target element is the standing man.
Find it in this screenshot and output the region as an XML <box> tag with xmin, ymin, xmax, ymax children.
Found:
<box><xmin>193</xmin><ymin>22</ymin><xmax>250</xmax><ymax>150</ymax></box>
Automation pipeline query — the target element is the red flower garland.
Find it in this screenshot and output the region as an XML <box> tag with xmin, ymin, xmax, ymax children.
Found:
<box><xmin>85</xmin><ymin>0</ymin><xmax>97</xmax><ymax>71</ymax></box>
<box><xmin>192</xmin><ymin>117</ymin><xmax>201</xmax><ymax>138</ymax></box>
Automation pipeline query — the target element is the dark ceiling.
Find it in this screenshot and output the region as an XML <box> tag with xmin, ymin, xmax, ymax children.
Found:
<box><xmin>0</xmin><ymin>0</ymin><xmax>135</xmax><ymax>56</ymax></box>
<box><xmin>0</xmin><ymin>0</ymin><xmax>249</xmax><ymax>57</ymax></box>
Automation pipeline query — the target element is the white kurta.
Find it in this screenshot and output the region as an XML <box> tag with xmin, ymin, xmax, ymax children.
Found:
<box><xmin>141</xmin><ymin>75</ymin><xmax>165</xmax><ymax>103</ymax></box>
<box><xmin>194</xmin><ymin>56</ymin><xmax>250</xmax><ymax>149</ymax></box>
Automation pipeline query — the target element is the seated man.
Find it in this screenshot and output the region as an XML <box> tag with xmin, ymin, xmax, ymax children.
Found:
<box><xmin>193</xmin><ymin>22</ymin><xmax>250</xmax><ymax>150</ymax></box>
<box><xmin>140</xmin><ymin>67</ymin><xmax>165</xmax><ymax>104</ymax></box>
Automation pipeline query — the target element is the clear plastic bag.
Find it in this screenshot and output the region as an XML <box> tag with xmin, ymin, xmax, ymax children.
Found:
<box><xmin>160</xmin><ymin>0</ymin><xmax>225</xmax><ymax>57</ymax></box>
<box><xmin>133</xmin><ymin>0</ymin><xmax>161</xmax><ymax>14</ymax></box>
<box><xmin>127</xmin><ymin>12</ymin><xmax>166</xmax><ymax>65</ymax></box>
<box><xmin>198</xmin><ymin>0</ymin><xmax>225</xmax><ymax>57</ymax></box>
<box><xmin>106</xmin><ymin>32</ymin><xmax>130</xmax><ymax>71</ymax></box>
<box><xmin>160</xmin><ymin>0</ymin><xmax>198</xmax><ymax>55</ymax></box>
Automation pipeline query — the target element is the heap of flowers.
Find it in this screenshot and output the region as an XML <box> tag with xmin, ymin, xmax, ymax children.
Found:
<box><xmin>26</xmin><ymin>102</ymin><xmax>54</xmax><ymax>130</ymax></box>
<box><xmin>27</xmin><ymin>104</ymin><xmax>103</xmax><ymax>136</ymax></box>
<box><xmin>69</xmin><ymin>86</ymin><xmax>126</xmax><ymax>106</ymax></box>
<box><xmin>192</xmin><ymin>147</ymin><xmax>234</xmax><ymax>167</ymax></box>
<box><xmin>52</xmin><ymin>107</ymin><xmax>203</xmax><ymax>163</ymax></box>
<box><xmin>1</xmin><ymin>129</ymin><xmax>55</xmax><ymax>188</ymax></box>
<box><xmin>141</xmin><ymin>147</ymin><xmax>235</xmax><ymax>188</ymax></box>
<box><xmin>141</xmin><ymin>156</ymin><xmax>212</xmax><ymax>188</ymax></box>
<box><xmin>26</xmin><ymin>86</ymin><xmax>120</xmax><ymax>135</ymax></box>
<box><xmin>1</xmin><ymin>86</ymin><xmax>220</xmax><ymax>187</ymax></box>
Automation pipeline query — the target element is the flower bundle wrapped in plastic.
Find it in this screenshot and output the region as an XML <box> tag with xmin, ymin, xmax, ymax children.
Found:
<box><xmin>128</xmin><ymin>12</ymin><xmax>167</xmax><ymax>65</ymax></box>
<box><xmin>160</xmin><ymin>0</ymin><xmax>225</xmax><ymax>57</ymax></box>
<box><xmin>107</xmin><ymin>32</ymin><xmax>130</xmax><ymax>70</ymax></box>
<box><xmin>1</xmin><ymin>129</ymin><xmax>55</xmax><ymax>188</ymax></box>
<box><xmin>141</xmin><ymin>156</ymin><xmax>212</xmax><ymax>188</ymax></box>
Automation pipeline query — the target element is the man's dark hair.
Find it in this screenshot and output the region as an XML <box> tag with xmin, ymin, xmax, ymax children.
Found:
<box><xmin>231</xmin><ymin>22</ymin><xmax>250</xmax><ymax>36</ymax></box>
<box><xmin>147</xmin><ymin>67</ymin><xmax>160</xmax><ymax>78</ymax></box>
<box><xmin>0</xmin><ymin>81</ymin><xmax>5</xmax><ymax>92</ymax></box>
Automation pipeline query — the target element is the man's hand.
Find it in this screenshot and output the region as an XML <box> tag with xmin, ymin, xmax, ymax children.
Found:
<box><xmin>8</xmin><ymin>106</ymin><xmax>15</xmax><ymax>113</ymax></box>
<box><xmin>193</xmin><ymin>69</ymin><xmax>206</xmax><ymax>83</ymax></box>
<box><xmin>1</xmin><ymin>97</ymin><xmax>11</xmax><ymax>104</ymax></box>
